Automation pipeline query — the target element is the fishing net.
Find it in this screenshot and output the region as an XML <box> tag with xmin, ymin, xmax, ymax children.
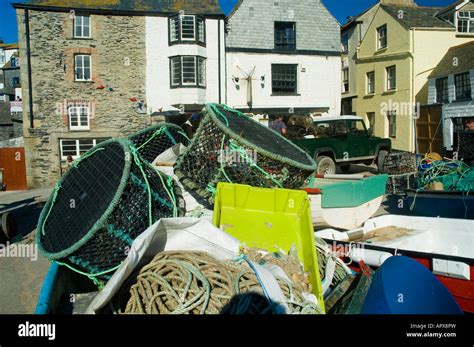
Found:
<box><xmin>129</xmin><ymin>123</ymin><xmax>190</xmax><ymax>164</ymax></box>
<box><xmin>417</xmin><ymin>159</ymin><xmax>474</xmax><ymax>192</ymax></box>
<box><xmin>174</xmin><ymin>103</ymin><xmax>317</xmax><ymax>207</ymax></box>
<box><xmin>36</xmin><ymin>139</ymin><xmax>186</xmax><ymax>281</ymax></box>
<box><xmin>108</xmin><ymin>251</ymin><xmax>322</xmax><ymax>315</ymax></box>
<box><xmin>383</xmin><ymin>151</ymin><xmax>418</xmax><ymax>194</ymax></box>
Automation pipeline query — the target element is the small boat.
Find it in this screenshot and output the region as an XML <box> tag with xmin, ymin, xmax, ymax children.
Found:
<box><xmin>315</xmin><ymin>214</ymin><xmax>474</xmax><ymax>313</ymax></box>
<box><xmin>304</xmin><ymin>174</ymin><xmax>388</xmax><ymax>230</ymax></box>
<box><xmin>405</xmin><ymin>189</ymin><xmax>474</xmax><ymax>219</ymax></box>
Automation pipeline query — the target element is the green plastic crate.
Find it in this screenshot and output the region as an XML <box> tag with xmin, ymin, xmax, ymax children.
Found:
<box><xmin>213</xmin><ymin>182</ymin><xmax>325</xmax><ymax>312</ymax></box>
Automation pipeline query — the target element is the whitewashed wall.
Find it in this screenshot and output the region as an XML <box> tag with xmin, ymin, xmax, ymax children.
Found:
<box><xmin>226</xmin><ymin>52</ymin><xmax>341</xmax><ymax>116</ymax></box>
<box><xmin>146</xmin><ymin>16</ymin><xmax>225</xmax><ymax>112</ymax></box>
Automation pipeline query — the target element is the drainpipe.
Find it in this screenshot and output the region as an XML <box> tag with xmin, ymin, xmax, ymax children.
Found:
<box><xmin>25</xmin><ymin>9</ymin><xmax>34</xmax><ymax>129</ymax></box>
<box><xmin>218</xmin><ymin>19</ymin><xmax>222</xmax><ymax>104</ymax></box>
<box><xmin>411</xmin><ymin>28</ymin><xmax>416</xmax><ymax>154</ymax></box>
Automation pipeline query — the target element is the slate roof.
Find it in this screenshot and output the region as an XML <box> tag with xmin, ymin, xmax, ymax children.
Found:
<box><xmin>429</xmin><ymin>41</ymin><xmax>474</xmax><ymax>78</ymax></box>
<box><xmin>12</xmin><ymin>0</ymin><xmax>224</xmax><ymax>16</ymax></box>
<box><xmin>0</xmin><ymin>43</ymin><xmax>19</xmax><ymax>50</ymax></box>
<box><xmin>436</xmin><ymin>0</ymin><xmax>469</xmax><ymax>16</ymax></box>
<box><xmin>381</xmin><ymin>4</ymin><xmax>452</xmax><ymax>28</ymax></box>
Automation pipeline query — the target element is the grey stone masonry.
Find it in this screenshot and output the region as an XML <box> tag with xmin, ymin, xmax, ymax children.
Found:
<box><xmin>16</xmin><ymin>9</ymin><xmax>148</xmax><ymax>187</ymax></box>
<box><xmin>226</xmin><ymin>0</ymin><xmax>341</xmax><ymax>53</ymax></box>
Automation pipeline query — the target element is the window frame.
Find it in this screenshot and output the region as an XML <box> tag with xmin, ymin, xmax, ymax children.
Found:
<box><xmin>435</xmin><ymin>76</ymin><xmax>449</xmax><ymax>103</ymax></box>
<box><xmin>454</xmin><ymin>71</ymin><xmax>472</xmax><ymax>101</ymax></box>
<box><xmin>168</xmin><ymin>14</ymin><xmax>206</xmax><ymax>46</ymax></box>
<box><xmin>367</xmin><ymin>112</ymin><xmax>376</xmax><ymax>131</ymax></box>
<box><xmin>274</xmin><ymin>21</ymin><xmax>296</xmax><ymax>51</ymax></box>
<box><xmin>74</xmin><ymin>54</ymin><xmax>92</xmax><ymax>82</ymax></box>
<box><xmin>386</xmin><ymin>65</ymin><xmax>396</xmax><ymax>91</ymax></box>
<box><xmin>341</xmin><ymin>33</ymin><xmax>349</xmax><ymax>53</ymax></box>
<box><xmin>387</xmin><ymin>110</ymin><xmax>397</xmax><ymax>138</ymax></box>
<box><xmin>456</xmin><ymin>11</ymin><xmax>474</xmax><ymax>34</ymax></box>
<box><xmin>73</xmin><ymin>14</ymin><xmax>91</xmax><ymax>39</ymax></box>
<box><xmin>271</xmin><ymin>64</ymin><xmax>298</xmax><ymax>95</ymax></box>
<box><xmin>68</xmin><ymin>105</ymin><xmax>90</xmax><ymax>131</ymax></box>
<box><xmin>59</xmin><ymin>138</ymin><xmax>108</xmax><ymax>160</ymax></box>
<box><xmin>169</xmin><ymin>55</ymin><xmax>206</xmax><ymax>89</ymax></box>
<box><xmin>12</xmin><ymin>77</ymin><xmax>20</xmax><ymax>86</ymax></box>
<box><xmin>377</xmin><ymin>24</ymin><xmax>387</xmax><ymax>50</ymax></box>
<box><xmin>367</xmin><ymin>71</ymin><xmax>375</xmax><ymax>94</ymax></box>
<box><xmin>342</xmin><ymin>67</ymin><xmax>349</xmax><ymax>93</ymax></box>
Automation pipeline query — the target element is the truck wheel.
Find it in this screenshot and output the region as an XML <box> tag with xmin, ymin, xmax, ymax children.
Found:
<box><xmin>377</xmin><ymin>150</ymin><xmax>389</xmax><ymax>173</ymax></box>
<box><xmin>317</xmin><ymin>156</ymin><xmax>336</xmax><ymax>175</ymax></box>
<box><xmin>340</xmin><ymin>165</ymin><xmax>351</xmax><ymax>173</ymax></box>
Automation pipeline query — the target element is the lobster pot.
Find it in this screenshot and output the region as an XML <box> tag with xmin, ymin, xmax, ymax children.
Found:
<box><xmin>382</xmin><ymin>150</ymin><xmax>417</xmax><ymax>175</ymax></box>
<box><xmin>386</xmin><ymin>172</ymin><xmax>418</xmax><ymax>195</ymax></box>
<box><xmin>174</xmin><ymin>103</ymin><xmax>317</xmax><ymax>206</ymax></box>
<box><xmin>36</xmin><ymin>139</ymin><xmax>185</xmax><ymax>278</ymax></box>
<box><xmin>454</xmin><ymin>131</ymin><xmax>474</xmax><ymax>162</ymax></box>
<box><xmin>129</xmin><ymin>123</ymin><xmax>190</xmax><ymax>164</ymax></box>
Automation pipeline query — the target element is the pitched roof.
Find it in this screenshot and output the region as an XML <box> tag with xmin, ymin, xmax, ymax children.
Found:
<box><xmin>12</xmin><ymin>0</ymin><xmax>224</xmax><ymax>16</ymax></box>
<box><xmin>0</xmin><ymin>43</ymin><xmax>19</xmax><ymax>50</ymax></box>
<box><xmin>436</xmin><ymin>0</ymin><xmax>470</xmax><ymax>16</ymax></box>
<box><xmin>381</xmin><ymin>4</ymin><xmax>452</xmax><ymax>28</ymax></box>
<box><xmin>429</xmin><ymin>41</ymin><xmax>474</xmax><ymax>78</ymax></box>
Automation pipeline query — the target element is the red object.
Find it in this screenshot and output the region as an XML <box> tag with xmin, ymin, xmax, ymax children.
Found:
<box><xmin>303</xmin><ymin>188</ymin><xmax>322</xmax><ymax>195</ymax></box>
<box><xmin>96</xmin><ymin>85</ymin><xmax>105</xmax><ymax>90</ymax></box>
<box><xmin>129</xmin><ymin>97</ymin><xmax>137</xmax><ymax>102</ymax></box>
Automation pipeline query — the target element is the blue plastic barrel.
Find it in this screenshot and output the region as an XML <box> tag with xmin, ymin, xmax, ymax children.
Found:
<box><xmin>362</xmin><ymin>256</ymin><xmax>462</xmax><ymax>314</ymax></box>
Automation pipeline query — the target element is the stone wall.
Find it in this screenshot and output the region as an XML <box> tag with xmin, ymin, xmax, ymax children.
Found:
<box><xmin>16</xmin><ymin>9</ymin><xmax>148</xmax><ymax>187</ymax></box>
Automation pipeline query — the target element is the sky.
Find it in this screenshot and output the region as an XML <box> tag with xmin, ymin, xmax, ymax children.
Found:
<box><xmin>0</xmin><ymin>0</ymin><xmax>458</xmax><ymax>44</ymax></box>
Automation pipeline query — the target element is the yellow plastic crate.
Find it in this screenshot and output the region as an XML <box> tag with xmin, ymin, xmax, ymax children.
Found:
<box><xmin>213</xmin><ymin>182</ymin><xmax>325</xmax><ymax>312</ymax></box>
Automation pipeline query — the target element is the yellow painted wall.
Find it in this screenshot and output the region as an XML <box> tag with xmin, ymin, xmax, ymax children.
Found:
<box><xmin>355</xmin><ymin>7</ymin><xmax>415</xmax><ymax>151</ymax></box>
<box><xmin>413</xmin><ymin>29</ymin><xmax>473</xmax><ymax>103</ymax></box>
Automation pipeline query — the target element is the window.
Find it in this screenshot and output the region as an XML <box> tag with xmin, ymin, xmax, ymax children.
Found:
<box><xmin>272</xmin><ymin>64</ymin><xmax>297</xmax><ymax>94</ymax></box>
<box><xmin>387</xmin><ymin>111</ymin><xmax>396</xmax><ymax>138</ymax></box>
<box><xmin>455</xmin><ymin>72</ymin><xmax>471</xmax><ymax>101</ymax></box>
<box><xmin>169</xmin><ymin>15</ymin><xmax>205</xmax><ymax>44</ymax></box>
<box><xmin>275</xmin><ymin>22</ymin><xmax>296</xmax><ymax>51</ymax></box>
<box><xmin>75</xmin><ymin>55</ymin><xmax>91</xmax><ymax>81</ymax></box>
<box><xmin>457</xmin><ymin>11</ymin><xmax>474</xmax><ymax>33</ymax></box>
<box><xmin>170</xmin><ymin>56</ymin><xmax>206</xmax><ymax>88</ymax></box>
<box><xmin>377</xmin><ymin>25</ymin><xmax>387</xmax><ymax>50</ymax></box>
<box><xmin>74</xmin><ymin>15</ymin><xmax>91</xmax><ymax>38</ymax></box>
<box><xmin>10</xmin><ymin>56</ymin><xmax>18</xmax><ymax>67</ymax></box>
<box><xmin>367</xmin><ymin>71</ymin><xmax>375</xmax><ymax>94</ymax></box>
<box><xmin>342</xmin><ymin>68</ymin><xmax>349</xmax><ymax>93</ymax></box>
<box><xmin>12</xmin><ymin>77</ymin><xmax>20</xmax><ymax>86</ymax></box>
<box><xmin>60</xmin><ymin>138</ymin><xmax>108</xmax><ymax>160</ymax></box>
<box><xmin>367</xmin><ymin>112</ymin><xmax>375</xmax><ymax>131</ymax></box>
<box><xmin>436</xmin><ymin>77</ymin><xmax>449</xmax><ymax>103</ymax></box>
<box><xmin>68</xmin><ymin>106</ymin><xmax>90</xmax><ymax>130</ymax></box>
<box><xmin>349</xmin><ymin>120</ymin><xmax>367</xmax><ymax>136</ymax></box>
<box><xmin>386</xmin><ymin>65</ymin><xmax>396</xmax><ymax>90</ymax></box>
<box><xmin>341</xmin><ymin>33</ymin><xmax>348</xmax><ymax>53</ymax></box>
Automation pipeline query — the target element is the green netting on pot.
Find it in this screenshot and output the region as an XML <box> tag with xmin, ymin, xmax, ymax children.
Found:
<box><xmin>36</xmin><ymin>139</ymin><xmax>185</xmax><ymax>281</ymax></box>
<box><xmin>174</xmin><ymin>103</ymin><xmax>317</xmax><ymax>207</ymax></box>
<box><xmin>129</xmin><ymin>123</ymin><xmax>190</xmax><ymax>164</ymax></box>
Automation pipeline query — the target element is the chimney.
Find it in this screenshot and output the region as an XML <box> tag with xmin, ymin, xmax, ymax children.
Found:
<box><xmin>380</xmin><ymin>0</ymin><xmax>417</xmax><ymax>6</ymax></box>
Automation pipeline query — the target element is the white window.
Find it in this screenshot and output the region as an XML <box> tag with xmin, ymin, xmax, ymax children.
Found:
<box><xmin>69</xmin><ymin>106</ymin><xmax>90</xmax><ymax>130</ymax></box>
<box><xmin>386</xmin><ymin>65</ymin><xmax>396</xmax><ymax>90</ymax></box>
<box><xmin>341</xmin><ymin>33</ymin><xmax>348</xmax><ymax>53</ymax></box>
<box><xmin>367</xmin><ymin>71</ymin><xmax>375</xmax><ymax>94</ymax></box>
<box><xmin>377</xmin><ymin>25</ymin><xmax>387</xmax><ymax>50</ymax></box>
<box><xmin>74</xmin><ymin>15</ymin><xmax>91</xmax><ymax>38</ymax></box>
<box><xmin>169</xmin><ymin>15</ymin><xmax>205</xmax><ymax>44</ymax></box>
<box><xmin>170</xmin><ymin>56</ymin><xmax>206</xmax><ymax>88</ymax></box>
<box><xmin>59</xmin><ymin>138</ymin><xmax>107</xmax><ymax>160</ymax></box>
<box><xmin>342</xmin><ymin>67</ymin><xmax>349</xmax><ymax>93</ymax></box>
<box><xmin>75</xmin><ymin>55</ymin><xmax>91</xmax><ymax>81</ymax></box>
<box><xmin>457</xmin><ymin>11</ymin><xmax>474</xmax><ymax>33</ymax></box>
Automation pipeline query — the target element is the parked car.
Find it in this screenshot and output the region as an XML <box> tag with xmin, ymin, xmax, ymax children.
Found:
<box><xmin>289</xmin><ymin>116</ymin><xmax>391</xmax><ymax>174</ymax></box>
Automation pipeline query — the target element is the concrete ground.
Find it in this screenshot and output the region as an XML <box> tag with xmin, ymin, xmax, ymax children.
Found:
<box><xmin>0</xmin><ymin>187</ymin><xmax>53</xmax><ymax>314</ymax></box>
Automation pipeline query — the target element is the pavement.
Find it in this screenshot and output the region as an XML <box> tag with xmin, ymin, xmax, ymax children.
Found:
<box><xmin>0</xmin><ymin>187</ymin><xmax>53</xmax><ymax>314</ymax></box>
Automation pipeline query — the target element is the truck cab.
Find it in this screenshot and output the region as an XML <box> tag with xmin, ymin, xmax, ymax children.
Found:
<box><xmin>289</xmin><ymin>115</ymin><xmax>392</xmax><ymax>174</ymax></box>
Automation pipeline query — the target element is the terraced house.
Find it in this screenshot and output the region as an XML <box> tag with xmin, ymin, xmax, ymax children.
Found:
<box><xmin>14</xmin><ymin>0</ymin><xmax>225</xmax><ymax>187</ymax></box>
<box><xmin>341</xmin><ymin>0</ymin><xmax>473</xmax><ymax>152</ymax></box>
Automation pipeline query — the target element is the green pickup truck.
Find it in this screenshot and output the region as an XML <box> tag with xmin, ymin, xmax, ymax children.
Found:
<box><xmin>289</xmin><ymin>116</ymin><xmax>391</xmax><ymax>174</ymax></box>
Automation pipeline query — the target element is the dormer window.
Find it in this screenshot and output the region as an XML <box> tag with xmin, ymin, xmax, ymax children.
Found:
<box><xmin>74</xmin><ymin>15</ymin><xmax>91</xmax><ymax>38</ymax></box>
<box><xmin>169</xmin><ymin>14</ymin><xmax>206</xmax><ymax>45</ymax></box>
<box><xmin>457</xmin><ymin>11</ymin><xmax>474</xmax><ymax>33</ymax></box>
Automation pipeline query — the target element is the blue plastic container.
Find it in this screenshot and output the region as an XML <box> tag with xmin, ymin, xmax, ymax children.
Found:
<box><xmin>362</xmin><ymin>256</ymin><xmax>462</xmax><ymax>314</ymax></box>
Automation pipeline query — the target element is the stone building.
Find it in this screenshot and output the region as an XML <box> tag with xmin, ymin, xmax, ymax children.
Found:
<box><xmin>13</xmin><ymin>0</ymin><xmax>224</xmax><ymax>187</ymax></box>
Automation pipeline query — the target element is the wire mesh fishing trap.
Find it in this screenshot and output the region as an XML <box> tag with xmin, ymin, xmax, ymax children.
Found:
<box><xmin>36</xmin><ymin>139</ymin><xmax>185</xmax><ymax>280</ymax></box>
<box><xmin>383</xmin><ymin>151</ymin><xmax>418</xmax><ymax>194</ymax></box>
<box><xmin>174</xmin><ymin>103</ymin><xmax>317</xmax><ymax>206</ymax></box>
<box><xmin>129</xmin><ymin>123</ymin><xmax>190</xmax><ymax>164</ymax></box>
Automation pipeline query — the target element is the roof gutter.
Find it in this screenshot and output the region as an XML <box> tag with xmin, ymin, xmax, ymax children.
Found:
<box><xmin>25</xmin><ymin>8</ymin><xmax>34</xmax><ymax>129</ymax></box>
